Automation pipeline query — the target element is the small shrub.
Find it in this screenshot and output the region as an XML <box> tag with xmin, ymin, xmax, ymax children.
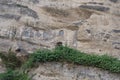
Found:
<box><xmin>0</xmin><ymin>51</ymin><xmax>22</xmax><ymax>70</ymax></box>
<box><xmin>0</xmin><ymin>69</ymin><xmax>30</xmax><ymax>80</ymax></box>
<box><xmin>0</xmin><ymin>51</ymin><xmax>30</xmax><ymax>80</ymax></box>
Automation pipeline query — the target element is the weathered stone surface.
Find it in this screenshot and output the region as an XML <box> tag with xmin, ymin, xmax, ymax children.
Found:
<box><xmin>0</xmin><ymin>0</ymin><xmax>119</xmax><ymax>58</ymax></box>
<box><xmin>30</xmin><ymin>62</ymin><xmax>120</xmax><ymax>80</ymax></box>
<box><xmin>0</xmin><ymin>0</ymin><xmax>120</xmax><ymax>79</ymax></box>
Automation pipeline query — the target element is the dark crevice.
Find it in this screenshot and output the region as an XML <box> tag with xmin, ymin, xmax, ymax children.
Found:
<box><xmin>0</xmin><ymin>3</ymin><xmax>39</xmax><ymax>19</ymax></box>
<box><xmin>80</xmin><ymin>5</ymin><xmax>110</xmax><ymax>12</ymax></box>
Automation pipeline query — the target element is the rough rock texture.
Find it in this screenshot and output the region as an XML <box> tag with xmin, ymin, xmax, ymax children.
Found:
<box><xmin>0</xmin><ymin>0</ymin><xmax>120</xmax><ymax>79</ymax></box>
<box><xmin>30</xmin><ymin>62</ymin><xmax>120</xmax><ymax>80</ymax></box>
<box><xmin>0</xmin><ymin>0</ymin><xmax>120</xmax><ymax>56</ymax></box>
<box><xmin>0</xmin><ymin>0</ymin><xmax>120</xmax><ymax>58</ymax></box>
<box><xmin>0</xmin><ymin>58</ymin><xmax>5</xmax><ymax>73</ymax></box>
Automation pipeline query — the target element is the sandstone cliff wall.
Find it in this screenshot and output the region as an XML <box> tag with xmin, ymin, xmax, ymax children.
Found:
<box><xmin>31</xmin><ymin>62</ymin><xmax>120</xmax><ymax>80</ymax></box>
<box><xmin>0</xmin><ymin>0</ymin><xmax>120</xmax><ymax>58</ymax></box>
<box><xmin>0</xmin><ymin>0</ymin><xmax>120</xmax><ymax>80</ymax></box>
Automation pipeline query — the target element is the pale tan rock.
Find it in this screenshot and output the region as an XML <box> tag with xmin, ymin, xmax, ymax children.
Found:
<box><xmin>0</xmin><ymin>0</ymin><xmax>119</xmax><ymax>58</ymax></box>
<box><xmin>0</xmin><ymin>0</ymin><xmax>120</xmax><ymax>79</ymax></box>
<box><xmin>30</xmin><ymin>62</ymin><xmax>120</xmax><ymax>80</ymax></box>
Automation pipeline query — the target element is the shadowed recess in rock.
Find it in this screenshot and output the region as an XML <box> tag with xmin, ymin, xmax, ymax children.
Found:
<box><xmin>109</xmin><ymin>0</ymin><xmax>118</xmax><ymax>3</ymax></box>
<box><xmin>29</xmin><ymin>0</ymin><xmax>39</xmax><ymax>4</ymax></box>
<box><xmin>0</xmin><ymin>14</ymin><xmax>21</xmax><ymax>20</ymax></box>
<box><xmin>43</xmin><ymin>7</ymin><xmax>69</xmax><ymax>17</ymax></box>
<box><xmin>113</xmin><ymin>30</ymin><xmax>120</xmax><ymax>33</ymax></box>
<box><xmin>80</xmin><ymin>5</ymin><xmax>110</xmax><ymax>12</ymax></box>
<box><xmin>0</xmin><ymin>3</ymin><xmax>38</xmax><ymax>18</ymax></box>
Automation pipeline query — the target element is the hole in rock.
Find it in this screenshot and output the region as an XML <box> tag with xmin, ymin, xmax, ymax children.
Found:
<box><xmin>15</xmin><ymin>48</ymin><xmax>21</xmax><ymax>52</ymax></box>
<box><xmin>56</xmin><ymin>42</ymin><xmax>63</xmax><ymax>47</ymax></box>
<box><xmin>59</xmin><ymin>30</ymin><xmax>64</xmax><ymax>36</ymax></box>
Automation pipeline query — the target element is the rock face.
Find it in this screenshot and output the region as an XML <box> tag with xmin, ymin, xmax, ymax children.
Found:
<box><xmin>0</xmin><ymin>0</ymin><xmax>120</xmax><ymax>80</ymax></box>
<box><xmin>0</xmin><ymin>58</ymin><xmax>5</xmax><ymax>73</ymax></box>
<box><xmin>30</xmin><ymin>62</ymin><xmax>120</xmax><ymax>80</ymax></box>
<box><xmin>0</xmin><ymin>0</ymin><xmax>120</xmax><ymax>58</ymax></box>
